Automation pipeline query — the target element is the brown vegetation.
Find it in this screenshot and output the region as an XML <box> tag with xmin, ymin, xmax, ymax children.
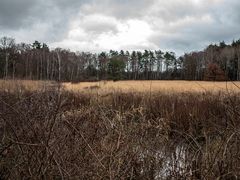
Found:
<box><xmin>0</xmin><ymin>80</ymin><xmax>54</xmax><ymax>92</ymax></box>
<box><xmin>64</xmin><ymin>80</ymin><xmax>240</xmax><ymax>93</ymax></box>
<box><xmin>0</xmin><ymin>82</ymin><xmax>240</xmax><ymax>179</ymax></box>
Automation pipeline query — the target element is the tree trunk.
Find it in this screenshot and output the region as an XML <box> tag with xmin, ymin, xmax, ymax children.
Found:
<box><xmin>46</xmin><ymin>53</ymin><xmax>49</xmax><ymax>80</ymax></box>
<box><xmin>12</xmin><ymin>60</ymin><xmax>15</xmax><ymax>79</ymax></box>
<box><xmin>5</xmin><ymin>52</ymin><xmax>9</xmax><ymax>79</ymax></box>
<box><xmin>237</xmin><ymin>48</ymin><xmax>240</xmax><ymax>81</ymax></box>
<box><xmin>57</xmin><ymin>52</ymin><xmax>61</xmax><ymax>82</ymax></box>
<box><xmin>40</xmin><ymin>54</ymin><xmax>43</xmax><ymax>80</ymax></box>
<box><xmin>25</xmin><ymin>54</ymin><xmax>29</xmax><ymax>79</ymax></box>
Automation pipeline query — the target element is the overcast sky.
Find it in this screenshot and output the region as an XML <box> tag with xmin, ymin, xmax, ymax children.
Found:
<box><xmin>0</xmin><ymin>0</ymin><xmax>240</xmax><ymax>55</ymax></box>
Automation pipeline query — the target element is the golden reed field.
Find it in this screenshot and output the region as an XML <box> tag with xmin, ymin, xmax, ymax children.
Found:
<box><xmin>0</xmin><ymin>80</ymin><xmax>56</xmax><ymax>92</ymax></box>
<box><xmin>1</xmin><ymin>79</ymin><xmax>240</xmax><ymax>93</ymax></box>
<box><xmin>63</xmin><ymin>80</ymin><xmax>240</xmax><ymax>93</ymax></box>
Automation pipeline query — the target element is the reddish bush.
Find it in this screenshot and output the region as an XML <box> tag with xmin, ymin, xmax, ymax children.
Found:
<box><xmin>204</xmin><ymin>63</ymin><xmax>227</xmax><ymax>81</ymax></box>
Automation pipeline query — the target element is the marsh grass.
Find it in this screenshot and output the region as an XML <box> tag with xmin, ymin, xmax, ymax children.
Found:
<box><xmin>63</xmin><ymin>80</ymin><xmax>240</xmax><ymax>94</ymax></box>
<box><xmin>0</xmin><ymin>80</ymin><xmax>54</xmax><ymax>92</ymax></box>
<box><xmin>0</xmin><ymin>82</ymin><xmax>240</xmax><ymax>179</ymax></box>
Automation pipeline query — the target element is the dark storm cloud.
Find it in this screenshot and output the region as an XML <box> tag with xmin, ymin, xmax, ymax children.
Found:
<box><xmin>147</xmin><ymin>0</ymin><xmax>240</xmax><ymax>54</ymax></box>
<box><xmin>0</xmin><ymin>0</ymin><xmax>92</xmax><ymax>43</ymax></box>
<box><xmin>0</xmin><ymin>0</ymin><xmax>91</xmax><ymax>29</ymax></box>
<box><xmin>0</xmin><ymin>0</ymin><xmax>36</xmax><ymax>29</ymax></box>
<box><xmin>0</xmin><ymin>0</ymin><xmax>240</xmax><ymax>54</ymax></box>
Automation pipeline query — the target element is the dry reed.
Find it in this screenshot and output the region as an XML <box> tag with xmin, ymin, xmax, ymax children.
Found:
<box><xmin>0</xmin><ymin>81</ymin><xmax>239</xmax><ymax>179</ymax></box>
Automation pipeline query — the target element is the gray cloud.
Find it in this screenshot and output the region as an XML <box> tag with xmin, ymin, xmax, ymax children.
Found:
<box><xmin>0</xmin><ymin>0</ymin><xmax>36</xmax><ymax>29</ymax></box>
<box><xmin>0</xmin><ymin>0</ymin><xmax>240</xmax><ymax>55</ymax></box>
<box><xmin>0</xmin><ymin>0</ymin><xmax>90</xmax><ymax>42</ymax></box>
<box><xmin>80</xmin><ymin>15</ymin><xmax>119</xmax><ymax>35</ymax></box>
<box><xmin>81</xmin><ymin>0</ymin><xmax>155</xmax><ymax>19</ymax></box>
<box><xmin>147</xmin><ymin>0</ymin><xmax>240</xmax><ymax>54</ymax></box>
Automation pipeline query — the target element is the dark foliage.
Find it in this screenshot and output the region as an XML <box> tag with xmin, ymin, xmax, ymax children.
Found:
<box><xmin>1</xmin><ymin>37</ymin><xmax>240</xmax><ymax>82</ymax></box>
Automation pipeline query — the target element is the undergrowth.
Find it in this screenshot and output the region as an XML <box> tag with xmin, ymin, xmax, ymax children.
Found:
<box><xmin>0</xmin><ymin>85</ymin><xmax>240</xmax><ymax>179</ymax></box>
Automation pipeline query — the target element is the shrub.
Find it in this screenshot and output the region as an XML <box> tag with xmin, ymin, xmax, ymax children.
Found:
<box><xmin>0</xmin><ymin>86</ymin><xmax>239</xmax><ymax>179</ymax></box>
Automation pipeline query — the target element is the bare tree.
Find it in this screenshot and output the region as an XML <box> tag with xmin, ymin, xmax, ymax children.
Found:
<box><xmin>0</xmin><ymin>37</ymin><xmax>15</xmax><ymax>79</ymax></box>
<box><xmin>56</xmin><ymin>48</ymin><xmax>62</xmax><ymax>82</ymax></box>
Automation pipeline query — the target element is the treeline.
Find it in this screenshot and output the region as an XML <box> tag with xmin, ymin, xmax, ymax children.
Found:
<box><xmin>183</xmin><ymin>41</ymin><xmax>240</xmax><ymax>81</ymax></box>
<box><xmin>0</xmin><ymin>36</ymin><xmax>240</xmax><ymax>81</ymax></box>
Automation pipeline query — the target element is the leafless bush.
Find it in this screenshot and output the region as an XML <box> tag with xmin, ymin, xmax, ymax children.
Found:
<box><xmin>0</xmin><ymin>86</ymin><xmax>240</xmax><ymax>179</ymax></box>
